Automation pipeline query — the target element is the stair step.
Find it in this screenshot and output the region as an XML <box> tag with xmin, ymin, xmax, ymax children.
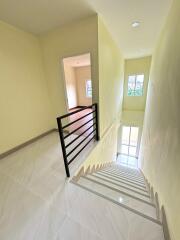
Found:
<box><xmin>105</xmin><ymin>168</ymin><xmax>144</xmax><ymax>180</ymax></box>
<box><xmin>99</xmin><ymin>170</ymin><xmax>147</xmax><ymax>188</ymax></box>
<box><xmin>95</xmin><ymin>172</ymin><xmax>147</xmax><ymax>192</ymax></box>
<box><xmin>78</xmin><ymin>177</ymin><xmax>158</xmax><ymax>224</ymax></box>
<box><xmin>89</xmin><ymin>174</ymin><xmax>150</xmax><ymax>201</ymax></box>
<box><xmin>112</xmin><ymin>165</ymin><xmax>142</xmax><ymax>175</ymax></box>
<box><xmin>102</xmin><ymin>169</ymin><xmax>145</xmax><ymax>183</ymax></box>
<box><xmin>93</xmin><ymin>172</ymin><xmax>148</xmax><ymax>195</ymax></box>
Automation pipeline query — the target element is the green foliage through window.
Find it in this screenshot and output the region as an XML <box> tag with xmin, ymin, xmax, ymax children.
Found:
<box><xmin>127</xmin><ymin>74</ymin><xmax>144</xmax><ymax>96</ymax></box>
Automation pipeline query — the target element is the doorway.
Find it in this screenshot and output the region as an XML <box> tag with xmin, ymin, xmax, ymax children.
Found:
<box><xmin>121</xmin><ymin>126</ymin><xmax>139</xmax><ymax>157</ymax></box>
<box><xmin>62</xmin><ymin>53</ymin><xmax>92</xmax><ymax>111</ymax></box>
<box><xmin>62</xmin><ymin>53</ymin><xmax>93</xmax><ymax>136</ymax></box>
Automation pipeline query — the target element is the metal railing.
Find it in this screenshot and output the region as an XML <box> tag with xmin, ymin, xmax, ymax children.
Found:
<box><xmin>57</xmin><ymin>104</ymin><xmax>99</xmax><ymax>177</ymax></box>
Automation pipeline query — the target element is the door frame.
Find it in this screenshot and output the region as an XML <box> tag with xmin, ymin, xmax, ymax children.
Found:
<box><xmin>120</xmin><ymin>125</ymin><xmax>140</xmax><ymax>158</ymax></box>
<box><xmin>61</xmin><ymin>52</ymin><xmax>92</xmax><ymax>113</ymax></box>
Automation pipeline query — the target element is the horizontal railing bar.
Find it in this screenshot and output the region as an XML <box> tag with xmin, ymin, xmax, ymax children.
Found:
<box><xmin>68</xmin><ymin>135</ymin><xmax>96</xmax><ymax>165</ymax></box>
<box><xmin>58</xmin><ymin>104</ymin><xmax>95</xmax><ymax>120</ymax></box>
<box><xmin>65</xmin><ymin>123</ymin><xmax>96</xmax><ymax>148</ymax></box>
<box><xmin>62</xmin><ymin>110</ymin><xmax>95</xmax><ymax>129</ymax></box>
<box><xmin>64</xmin><ymin>117</ymin><xmax>96</xmax><ymax>139</ymax></box>
<box><xmin>66</xmin><ymin>128</ymin><xmax>96</xmax><ymax>158</ymax></box>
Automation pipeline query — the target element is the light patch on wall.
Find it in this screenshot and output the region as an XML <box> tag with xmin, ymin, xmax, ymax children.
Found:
<box><xmin>132</xmin><ymin>21</ymin><xmax>140</xmax><ymax>28</ymax></box>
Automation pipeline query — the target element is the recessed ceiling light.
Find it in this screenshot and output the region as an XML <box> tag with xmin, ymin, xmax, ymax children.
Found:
<box><xmin>132</xmin><ymin>21</ymin><xmax>140</xmax><ymax>28</ymax></box>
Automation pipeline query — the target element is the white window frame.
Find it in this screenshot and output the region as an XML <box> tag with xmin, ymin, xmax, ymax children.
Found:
<box><xmin>86</xmin><ymin>79</ymin><xmax>92</xmax><ymax>98</ymax></box>
<box><xmin>127</xmin><ymin>74</ymin><xmax>144</xmax><ymax>97</ymax></box>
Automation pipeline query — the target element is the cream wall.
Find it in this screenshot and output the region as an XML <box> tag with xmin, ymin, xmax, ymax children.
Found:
<box><xmin>123</xmin><ymin>57</ymin><xmax>151</xmax><ymax>111</ymax></box>
<box><xmin>40</xmin><ymin>15</ymin><xmax>99</xmax><ymax>127</ymax></box>
<box><xmin>75</xmin><ymin>65</ymin><xmax>92</xmax><ymax>106</ymax></box>
<box><xmin>139</xmin><ymin>0</ymin><xmax>180</xmax><ymax>239</ymax></box>
<box><xmin>82</xmin><ymin>119</ymin><xmax>120</xmax><ymax>171</ymax></box>
<box><xmin>63</xmin><ymin>63</ymin><xmax>77</xmax><ymax>109</ymax></box>
<box><xmin>0</xmin><ymin>21</ymin><xmax>53</xmax><ymax>154</ymax></box>
<box><xmin>98</xmin><ymin>17</ymin><xmax>124</xmax><ymax>137</ymax></box>
<box><xmin>80</xmin><ymin>17</ymin><xmax>124</xmax><ymax>170</ymax></box>
<box><xmin>121</xmin><ymin>111</ymin><xmax>144</xmax><ymax>126</ymax></box>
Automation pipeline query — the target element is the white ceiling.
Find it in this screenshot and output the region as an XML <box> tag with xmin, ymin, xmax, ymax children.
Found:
<box><xmin>63</xmin><ymin>53</ymin><xmax>91</xmax><ymax>68</ymax></box>
<box><xmin>0</xmin><ymin>0</ymin><xmax>172</xmax><ymax>58</ymax></box>
<box><xmin>85</xmin><ymin>0</ymin><xmax>173</xmax><ymax>58</ymax></box>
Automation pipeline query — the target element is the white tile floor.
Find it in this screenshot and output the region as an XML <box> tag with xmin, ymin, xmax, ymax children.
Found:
<box><xmin>0</xmin><ymin>132</ymin><xmax>164</xmax><ymax>240</ymax></box>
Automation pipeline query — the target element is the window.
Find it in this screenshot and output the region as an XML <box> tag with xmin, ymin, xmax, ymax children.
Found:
<box><xmin>86</xmin><ymin>80</ymin><xmax>92</xmax><ymax>98</ymax></box>
<box><xmin>127</xmin><ymin>74</ymin><xmax>144</xmax><ymax>96</ymax></box>
<box><xmin>121</xmin><ymin>126</ymin><xmax>139</xmax><ymax>157</ymax></box>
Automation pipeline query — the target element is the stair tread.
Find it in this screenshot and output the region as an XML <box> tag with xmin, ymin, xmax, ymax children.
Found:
<box><xmin>78</xmin><ymin>176</ymin><xmax>157</xmax><ymax>221</ymax></box>
<box><xmin>93</xmin><ymin>172</ymin><xmax>148</xmax><ymax>194</ymax></box>
<box><xmin>88</xmin><ymin>174</ymin><xmax>151</xmax><ymax>202</ymax></box>
<box><xmin>101</xmin><ymin>169</ymin><xmax>145</xmax><ymax>184</ymax></box>
<box><xmin>71</xmin><ymin>181</ymin><xmax>164</xmax><ymax>240</ymax></box>
<box><xmin>105</xmin><ymin>168</ymin><xmax>145</xmax><ymax>181</ymax></box>
<box><xmin>97</xmin><ymin>171</ymin><xmax>147</xmax><ymax>189</ymax></box>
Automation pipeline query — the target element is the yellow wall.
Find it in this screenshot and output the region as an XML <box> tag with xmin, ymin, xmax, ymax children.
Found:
<box><xmin>98</xmin><ymin>18</ymin><xmax>124</xmax><ymax>137</ymax></box>
<box><xmin>79</xmin><ymin>17</ymin><xmax>124</xmax><ymax>170</ymax></box>
<box><xmin>63</xmin><ymin>62</ymin><xmax>77</xmax><ymax>109</ymax></box>
<box><xmin>75</xmin><ymin>66</ymin><xmax>92</xmax><ymax>106</ymax></box>
<box><xmin>121</xmin><ymin>111</ymin><xmax>144</xmax><ymax>126</ymax></box>
<box><xmin>123</xmin><ymin>57</ymin><xmax>151</xmax><ymax>111</ymax></box>
<box><xmin>0</xmin><ymin>21</ymin><xmax>53</xmax><ymax>154</ymax></box>
<box><xmin>139</xmin><ymin>0</ymin><xmax>180</xmax><ymax>239</ymax></box>
<box><xmin>40</xmin><ymin>15</ymin><xmax>99</xmax><ymax>127</ymax></box>
<box><xmin>82</xmin><ymin>119</ymin><xmax>120</xmax><ymax>171</ymax></box>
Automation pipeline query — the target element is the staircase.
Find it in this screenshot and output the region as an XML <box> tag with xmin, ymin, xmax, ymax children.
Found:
<box><xmin>72</xmin><ymin>163</ymin><xmax>165</xmax><ymax>240</ymax></box>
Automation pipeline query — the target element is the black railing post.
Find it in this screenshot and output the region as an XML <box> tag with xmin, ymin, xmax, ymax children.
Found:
<box><xmin>57</xmin><ymin>118</ymin><xmax>70</xmax><ymax>178</ymax></box>
<box><xmin>94</xmin><ymin>103</ymin><xmax>99</xmax><ymax>141</ymax></box>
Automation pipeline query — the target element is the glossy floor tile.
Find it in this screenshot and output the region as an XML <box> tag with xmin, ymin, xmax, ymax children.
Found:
<box><xmin>0</xmin><ymin>132</ymin><xmax>164</xmax><ymax>240</ymax></box>
<box><xmin>86</xmin><ymin>174</ymin><xmax>150</xmax><ymax>202</ymax></box>
<box><xmin>117</xmin><ymin>154</ymin><xmax>138</xmax><ymax>168</ymax></box>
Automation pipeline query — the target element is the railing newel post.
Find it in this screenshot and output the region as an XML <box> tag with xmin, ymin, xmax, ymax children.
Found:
<box><xmin>57</xmin><ymin>117</ymin><xmax>70</xmax><ymax>178</ymax></box>
<box><xmin>95</xmin><ymin>103</ymin><xmax>99</xmax><ymax>141</ymax></box>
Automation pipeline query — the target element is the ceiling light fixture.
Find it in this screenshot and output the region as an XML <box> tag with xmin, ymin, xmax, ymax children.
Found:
<box><xmin>132</xmin><ymin>21</ymin><xmax>140</xmax><ymax>28</ymax></box>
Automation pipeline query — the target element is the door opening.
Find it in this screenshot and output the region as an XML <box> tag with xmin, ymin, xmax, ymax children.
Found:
<box><xmin>117</xmin><ymin>125</ymin><xmax>139</xmax><ymax>168</ymax></box>
<box><xmin>121</xmin><ymin>126</ymin><xmax>139</xmax><ymax>157</ymax></box>
<box><xmin>62</xmin><ymin>53</ymin><xmax>92</xmax><ymax>111</ymax></box>
<box><xmin>62</xmin><ymin>53</ymin><xmax>93</xmax><ymax>136</ymax></box>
